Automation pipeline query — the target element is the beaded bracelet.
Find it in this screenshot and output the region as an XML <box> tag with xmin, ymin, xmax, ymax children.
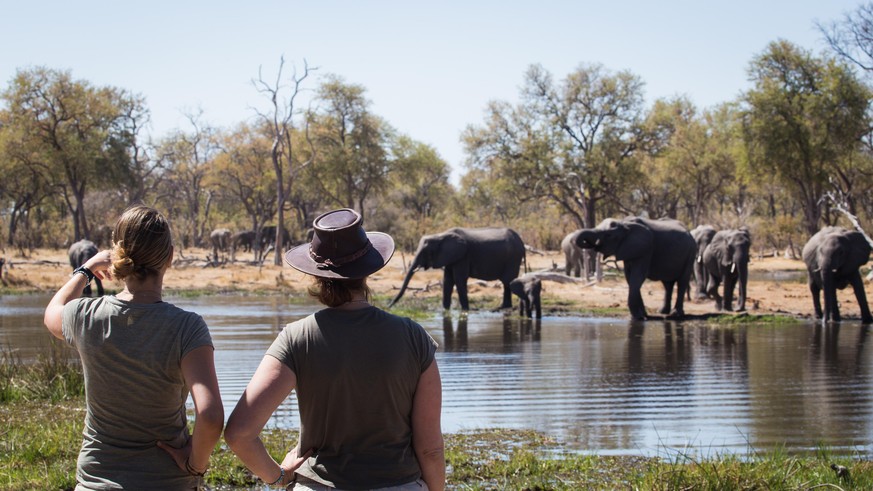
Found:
<box><xmin>71</xmin><ymin>266</ymin><xmax>95</xmax><ymax>283</ymax></box>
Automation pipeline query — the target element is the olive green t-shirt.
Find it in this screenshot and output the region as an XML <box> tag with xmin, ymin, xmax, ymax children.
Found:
<box><xmin>63</xmin><ymin>296</ymin><xmax>212</xmax><ymax>490</ymax></box>
<box><xmin>266</xmin><ymin>306</ymin><xmax>437</xmax><ymax>490</ymax></box>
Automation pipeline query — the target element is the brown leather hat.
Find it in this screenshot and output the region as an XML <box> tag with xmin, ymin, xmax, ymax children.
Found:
<box><xmin>283</xmin><ymin>208</ymin><xmax>394</xmax><ymax>279</ymax></box>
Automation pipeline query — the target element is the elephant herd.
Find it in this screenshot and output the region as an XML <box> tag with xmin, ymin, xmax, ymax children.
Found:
<box><xmin>388</xmin><ymin>217</ymin><xmax>872</xmax><ymax>325</ymax></box>
<box><xmin>565</xmin><ymin>218</ymin><xmax>871</xmax><ymax>324</ymax></box>
<box><xmin>209</xmin><ymin>226</ymin><xmax>293</xmax><ymax>262</ymax></box>
<box><xmin>65</xmin><ymin>215</ymin><xmax>872</xmax><ymax>326</ymax></box>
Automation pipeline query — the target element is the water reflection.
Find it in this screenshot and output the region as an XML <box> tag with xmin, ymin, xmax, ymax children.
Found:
<box><xmin>3</xmin><ymin>294</ymin><xmax>873</xmax><ymax>457</ymax></box>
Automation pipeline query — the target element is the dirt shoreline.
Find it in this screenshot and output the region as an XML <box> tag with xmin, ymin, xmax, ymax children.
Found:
<box><xmin>2</xmin><ymin>247</ymin><xmax>869</xmax><ymax>321</ymax></box>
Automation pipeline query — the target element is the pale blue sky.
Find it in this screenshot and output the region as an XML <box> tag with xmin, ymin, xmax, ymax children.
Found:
<box><xmin>0</xmin><ymin>1</ymin><xmax>864</xmax><ymax>182</ymax></box>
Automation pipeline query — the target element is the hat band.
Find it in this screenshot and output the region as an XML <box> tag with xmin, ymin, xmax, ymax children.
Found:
<box><xmin>310</xmin><ymin>241</ymin><xmax>373</xmax><ymax>269</ymax></box>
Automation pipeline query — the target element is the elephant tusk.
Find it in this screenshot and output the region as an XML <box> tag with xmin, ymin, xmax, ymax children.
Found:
<box><xmin>731</xmin><ymin>263</ymin><xmax>736</xmax><ymax>274</ymax></box>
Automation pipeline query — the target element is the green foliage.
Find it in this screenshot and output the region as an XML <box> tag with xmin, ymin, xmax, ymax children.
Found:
<box><xmin>0</xmin><ymin>66</ymin><xmax>147</xmax><ymax>245</ymax></box>
<box><xmin>463</xmin><ymin>63</ymin><xmax>646</xmax><ymax>230</ymax></box>
<box><xmin>5</xmin><ymin>33</ymin><xmax>873</xmax><ymax>257</ymax></box>
<box><xmin>0</xmin><ymin>344</ymin><xmax>84</xmax><ymax>403</ymax></box>
<box><xmin>4</xmin><ymin>392</ymin><xmax>873</xmax><ymax>490</ymax></box>
<box><xmin>743</xmin><ymin>40</ymin><xmax>873</xmax><ymax>235</ymax></box>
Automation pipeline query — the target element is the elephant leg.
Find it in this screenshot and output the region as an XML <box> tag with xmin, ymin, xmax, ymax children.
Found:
<box><xmin>809</xmin><ymin>278</ymin><xmax>823</xmax><ymax>319</ymax></box>
<box><xmin>455</xmin><ymin>272</ymin><xmax>470</xmax><ymax>311</ymax></box>
<box><xmin>849</xmin><ymin>271</ymin><xmax>873</xmax><ymax>324</ymax></box>
<box><xmin>442</xmin><ymin>269</ymin><xmax>455</xmax><ymax>310</ymax></box>
<box><xmin>83</xmin><ymin>283</ymin><xmax>93</xmax><ymax>296</ymax></box>
<box><xmin>673</xmin><ymin>279</ymin><xmax>689</xmax><ymax>317</ymax></box>
<box><xmin>660</xmin><ymin>281</ymin><xmax>675</xmax><ymax>315</ymax></box>
<box><xmin>94</xmin><ymin>278</ymin><xmax>104</xmax><ymax>297</ymax></box>
<box><xmin>524</xmin><ymin>298</ymin><xmax>532</xmax><ymax>318</ymax></box>
<box><xmin>694</xmin><ymin>265</ymin><xmax>707</xmax><ymax>299</ymax></box>
<box><xmin>707</xmin><ymin>277</ymin><xmax>723</xmax><ymax>311</ymax></box>
<box><xmin>625</xmin><ymin>266</ymin><xmax>648</xmax><ymax>321</ymax></box>
<box><xmin>533</xmin><ymin>293</ymin><xmax>542</xmax><ymax>319</ymax></box>
<box><xmin>501</xmin><ymin>281</ymin><xmax>513</xmax><ymax>309</ymax></box>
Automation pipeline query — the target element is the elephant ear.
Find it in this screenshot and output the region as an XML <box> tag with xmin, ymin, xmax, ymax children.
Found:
<box><xmin>432</xmin><ymin>233</ymin><xmax>469</xmax><ymax>267</ymax></box>
<box><xmin>613</xmin><ymin>221</ymin><xmax>653</xmax><ymax>261</ymax></box>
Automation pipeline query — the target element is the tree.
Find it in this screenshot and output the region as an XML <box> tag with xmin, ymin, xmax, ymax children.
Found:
<box><xmin>210</xmin><ymin>122</ymin><xmax>278</xmax><ymax>243</ymax></box>
<box><xmin>463</xmin><ymin>63</ymin><xmax>646</xmax><ymax>230</ymax></box>
<box><xmin>633</xmin><ymin>98</ymin><xmax>740</xmax><ymax>225</ymax></box>
<box><xmin>252</xmin><ymin>57</ymin><xmax>314</xmax><ymax>265</ymax></box>
<box><xmin>381</xmin><ymin>136</ymin><xmax>453</xmax><ymax>249</ymax></box>
<box><xmin>155</xmin><ymin>112</ymin><xmax>219</xmax><ymax>250</ymax></box>
<box><xmin>1</xmin><ymin>67</ymin><xmax>147</xmax><ymax>241</ymax></box>
<box><xmin>0</xmin><ymin>120</ymin><xmax>51</xmax><ymax>248</ymax></box>
<box><xmin>819</xmin><ymin>2</ymin><xmax>873</xmax><ymax>73</ymax></box>
<box><xmin>307</xmin><ymin>75</ymin><xmax>393</xmax><ymax>217</ymax></box>
<box><xmin>743</xmin><ymin>40</ymin><xmax>872</xmax><ymax>235</ymax></box>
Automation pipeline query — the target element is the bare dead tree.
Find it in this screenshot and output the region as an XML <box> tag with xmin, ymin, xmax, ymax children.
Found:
<box><xmin>824</xmin><ymin>189</ymin><xmax>873</xmax><ymax>248</ymax></box>
<box><xmin>818</xmin><ymin>3</ymin><xmax>873</xmax><ymax>73</ymax></box>
<box><xmin>252</xmin><ymin>57</ymin><xmax>317</xmax><ymax>265</ymax></box>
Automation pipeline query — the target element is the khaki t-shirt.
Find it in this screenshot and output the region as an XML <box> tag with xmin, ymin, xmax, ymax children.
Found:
<box><xmin>63</xmin><ymin>296</ymin><xmax>212</xmax><ymax>490</ymax></box>
<box><xmin>267</xmin><ymin>306</ymin><xmax>437</xmax><ymax>490</ymax></box>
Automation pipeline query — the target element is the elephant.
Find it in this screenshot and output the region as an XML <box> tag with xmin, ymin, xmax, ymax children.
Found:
<box><xmin>510</xmin><ymin>273</ymin><xmax>542</xmax><ymax>319</ymax></box>
<box><xmin>575</xmin><ymin>216</ymin><xmax>696</xmax><ymax>320</ymax></box>
<box><xmin>258</xmin><ymin>225</ymin><xmax>292</xmax><ymax>250</ymax></box>
<box><xmin>256</xmin><ymin>225</ymin><xmax>292</xmax><ymax>261</ymax></box>
<box><xmin>209</xmin><ymin>228</ymin><xmax>232</xmax><ymax>261</ymax></box>
<box><xmin>231</xmin><ymin>230</ymin><xmax>255</xmax><ymax>255</ymax></box>
<box><xmin>561</xmin><ymin>230</ymin><xmax>584</xmax><ymax>277</ymax></box>
<box><xmin>802</xmin><ymin>226</ymin><xmax>873</xmax><ymax>324</ymax></box>
<box><xmin>389</xmin><ymin>227</ymin><xmax>526</xmax><ymax>311</ymax></box>
<box><xmin>69</xmin><ymin>239</ymin><xmax>104</xmax><ymax>296</ymax></box>
<box><xmin>690</xmin><ymin>225</ymin><xmax>716</xmax><ymax>299</ymax></box>
<box><xmin>702</xmin><ymin>228</ymin><xmax>751</xmax><ymax>311</ymax></box>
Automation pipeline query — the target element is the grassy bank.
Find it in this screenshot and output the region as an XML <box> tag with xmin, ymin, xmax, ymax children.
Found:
<box><xmin>2</xmin><ymin>355</ymin><xmax>873</xmax><ymax>490</ymax></box>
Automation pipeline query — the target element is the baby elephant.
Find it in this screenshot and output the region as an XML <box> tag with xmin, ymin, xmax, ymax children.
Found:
<box><xmin>510</xmin><ymin>274</ymin><xmax>542</xmax><ymax>319</ymax></box>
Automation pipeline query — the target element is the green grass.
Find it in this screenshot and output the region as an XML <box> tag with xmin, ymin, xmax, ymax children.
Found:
<box><xmin>0</xmin><ymin>343</ymin><xmax>84</xmax><ymax>403</ymax></box>
<box><xmin>708</xmin><ymin>312</ymin><xmax>801</xmax><ymax>325</ymax></box>
<box><xmin>6</xmin><ymin>343</ymin><xmax>873</xmax><ymax>490</ymax></box>
<box><xmin>5</xmin><ymin>402</ymin><xmax>873</xmax><ymax>491</ymax></box>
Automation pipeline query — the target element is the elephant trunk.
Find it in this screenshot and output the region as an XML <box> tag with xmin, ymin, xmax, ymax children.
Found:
<box><xmin>736</xmin><ymin>260</ymin><xmax>749</xmax><ymax>310</ymax></box>
<box><xmin>388</xmin><ymin>258</ymin><xmax>420</xmax><ymax>308</ymax></box>
<box><xmin>821</xmin><ymin>260</ymin><xmax>838</xmax><ymax>322</ymax></box>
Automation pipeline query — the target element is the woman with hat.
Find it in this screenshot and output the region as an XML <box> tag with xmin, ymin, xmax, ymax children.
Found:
<box><xmin>225</xmin><ymin>209</ymin><xmax>445</xmax><ymax>490</ymax></box>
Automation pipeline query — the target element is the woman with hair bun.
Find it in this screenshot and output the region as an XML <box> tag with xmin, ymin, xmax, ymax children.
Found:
<box><xmin>44</xmin><ymin>205</ymin><xmax>224</xmax><ymax>490</ymax></box>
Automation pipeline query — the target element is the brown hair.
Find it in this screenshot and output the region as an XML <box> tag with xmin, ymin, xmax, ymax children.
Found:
<box><xmin>307</xmin><ymin>277</ymin><xmax>371</xmax><ymax>307</ymax></box>
<box><xmin>110</xmin><ymin>205</ymin><xmax>173</xmax><ymax>281</ymax></box>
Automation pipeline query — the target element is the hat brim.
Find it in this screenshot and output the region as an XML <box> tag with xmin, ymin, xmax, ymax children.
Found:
<box><xmin>283</xmin><ymin>232</ymin><xmax>395</xmax><ymax>279</ymax></box>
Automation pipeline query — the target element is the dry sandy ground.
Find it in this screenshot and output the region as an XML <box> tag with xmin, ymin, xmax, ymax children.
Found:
<box><xmin>1</xmin><ymin>246</ymin><xmax>869</xmax><ymax>321</ymax></box>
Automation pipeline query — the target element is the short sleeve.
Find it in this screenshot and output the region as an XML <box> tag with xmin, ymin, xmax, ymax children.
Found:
<box><xmin>408</xmin><ymin>318</ymin><xmax>438</xmax><ymax>373</ymax></box>
<box><xmin>265</xmin><ymin>322</ymin><xmax>296</xmax><ymax>373</ymax></box>
<box><xmin>61</xmin><ymin>298</ymin><xmax>87</xmax><ymax>347</ymax></box>
<box><xmin>179</xmin><ymin>312</ymin><xmax>212</xmax><ymax>358</ymax></box>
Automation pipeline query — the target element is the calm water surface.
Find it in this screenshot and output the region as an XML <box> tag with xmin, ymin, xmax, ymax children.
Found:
<box><xmin>3</xmin><ymin>294</ymin><xmax>873</xmax><ymax>457</ymax></box>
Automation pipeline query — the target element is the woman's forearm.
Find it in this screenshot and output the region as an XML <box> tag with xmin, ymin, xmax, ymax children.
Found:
<box><xmin>416</xmin><ymin>443</ymin><xmax>446</xmax><ymax>491</ymax></box>
<box><xmin>188</xmin><ymin>405</ymin><xmax>224</xmax><ymax>472</ymax></box>
<box><xmin>226</xmin><ymin>435</ymin><xmax>284</xmax><ymax>484</ymax></box>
